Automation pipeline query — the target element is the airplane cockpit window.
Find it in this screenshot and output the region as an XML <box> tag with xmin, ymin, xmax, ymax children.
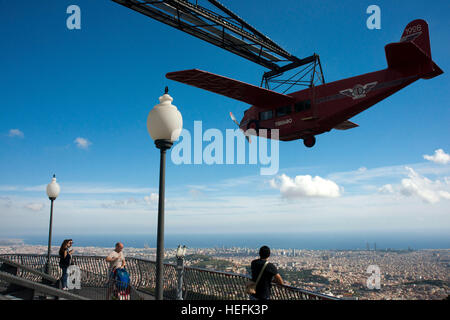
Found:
<box><xmin>259</xmin><ymin>110</ymin><xmax>273</xmax><ymax>121</ymax></box>
<box><xmin>276</xmin><ymin>105</ymin><xmax>292</xmax><ymax>117</ymax></box>
<box><xmin>294</xmin><ymin>100</ymin><xmax>311</xmax><ymax>112</ymax></box>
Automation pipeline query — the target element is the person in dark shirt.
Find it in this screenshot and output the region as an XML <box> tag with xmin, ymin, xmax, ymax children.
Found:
<box><xmin>250</xmin><ymin>245</ymin><xmax>284</xmax><ymax>300</ymax></box>
<box><xmin>58</xmin><ymin>239</ymin><xmax>73</xmax><ymax>290</ymax></box>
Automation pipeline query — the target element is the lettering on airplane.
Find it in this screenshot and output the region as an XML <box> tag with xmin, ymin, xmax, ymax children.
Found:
<box><xmin>401</xmin><ymin>24</ymin><xmax>423</xmax><ymax>42</ymax></box>
<box><xmin>339</xmin><ymin>82</ymin><xmax>378</xmax><ymax>100</ymax></box>
<box><xmin>404</xmin><ymin>24</ymin><xmax>422</xmax><ymax>35</ymax></box>
<box><xmin>275</xmin><ymin>118</ymin><xmax>293</xmax><ymax>127</ymax></box>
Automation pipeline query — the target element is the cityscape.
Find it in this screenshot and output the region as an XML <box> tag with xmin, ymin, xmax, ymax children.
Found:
<box><xmin>1</xmin><ymin>240</ymin><xmax>448</xmax><ymax>300</ymax></box>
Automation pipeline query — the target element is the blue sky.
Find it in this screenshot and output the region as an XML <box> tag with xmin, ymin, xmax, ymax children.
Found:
<box><xmin>0</xmin><ymin>1</ymin><xmax>449</xmax><ymax>243</ymax></box>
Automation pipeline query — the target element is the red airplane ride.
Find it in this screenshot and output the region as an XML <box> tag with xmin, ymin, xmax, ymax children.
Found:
<box><xmin>166</xmin><ymin>19</ymin><xmax>443</xmax><ymax>148</ymax></box>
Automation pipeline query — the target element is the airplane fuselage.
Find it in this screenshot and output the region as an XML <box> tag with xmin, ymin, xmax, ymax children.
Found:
<box><xmin>240</xmin><ymin>67</ymin><xmax>420</xmax><ymax>146</ymax></box>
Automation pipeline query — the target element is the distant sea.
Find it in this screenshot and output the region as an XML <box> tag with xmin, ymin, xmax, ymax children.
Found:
<box><xmin>12</xmin><ymin>231</ymin><xmax>450</xmax><ymax>250</ymax></box>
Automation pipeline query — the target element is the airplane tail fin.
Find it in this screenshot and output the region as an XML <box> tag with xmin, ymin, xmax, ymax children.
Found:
<box><xmin>385</xmin><ymin>19</ymin><xmax>443</xmax><ymax>79</ymax></box>
<box><xmin>400</xmin><ymin>19</ymin><xmax>431</xmax><ymax>58</ymax></box>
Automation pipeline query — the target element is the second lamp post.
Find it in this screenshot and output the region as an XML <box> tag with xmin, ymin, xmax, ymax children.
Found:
<box><xmin>147</xmin><ymin>87</ymin><xmax>183</xmax><ymax>300</ymax></box>
<box><xmin>45</xmin><ymin>174</ymin><xmax>60</xmax><ymax>275</ymax></box>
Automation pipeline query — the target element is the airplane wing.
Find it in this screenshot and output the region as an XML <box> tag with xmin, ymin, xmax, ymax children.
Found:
<box><xmin>334</xmin><ymin>120</ymin><xmax>359</xmax><ymax>130</ymax></box>
<box><xmin>166</xmin><ymin>69</ymin><xmax>295</xmax><ymax>108</ymax></box>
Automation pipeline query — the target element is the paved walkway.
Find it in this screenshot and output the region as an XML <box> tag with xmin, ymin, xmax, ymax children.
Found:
<box><xmin>68</xmin><ymin>286</ymin><xmax>155</xmax><ymax>300</ymax></box>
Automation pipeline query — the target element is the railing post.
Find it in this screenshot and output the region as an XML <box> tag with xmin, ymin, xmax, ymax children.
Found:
<box><xmin>176</xmin><ymin>256</ymin><xmax>184</xmax><ymax>300</ymax></box>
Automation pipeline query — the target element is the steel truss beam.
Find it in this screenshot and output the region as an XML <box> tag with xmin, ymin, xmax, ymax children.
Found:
<box><xmin>112</xmin><ymin>0</ymin><xmax>325</xmax><ymax>90</ymax></box>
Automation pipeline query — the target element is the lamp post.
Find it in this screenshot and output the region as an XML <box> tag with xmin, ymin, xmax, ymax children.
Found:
<box><xmin>147</xmin><ymin>87</ymin><xmax>183</xmax><ymax>300</ymax></box>
<box><xmin>176</xmin><ymin>245</ymin><xmax>187</xmax><ymax>300</ymax></box>
<box><xmin>45</xmin><ymin>174</ymin><xmax>60</xmax><ymax>275</ymax></box>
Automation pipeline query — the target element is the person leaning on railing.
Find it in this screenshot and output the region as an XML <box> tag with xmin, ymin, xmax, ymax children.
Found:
<box><xmin>250</xmin><ymin>246</ymin><xmax>284</xmax><ymax>301</ymax></box>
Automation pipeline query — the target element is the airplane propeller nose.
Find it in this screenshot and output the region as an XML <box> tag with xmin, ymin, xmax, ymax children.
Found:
<box><xmin>229</xmin><ymin>112</ymin><xmax>251</xmax><ymax>143</ymax></box>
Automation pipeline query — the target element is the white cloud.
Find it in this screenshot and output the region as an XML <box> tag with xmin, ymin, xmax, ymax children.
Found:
<box><xmin>328</xmin><ymin>161</ymin><xmax>450</xmax><ymax>188</ymax></box>
<box><xmin>0</xmin><ymin>196</ymin><xmax>12</xmax><ymax>208</ymax></box>
<box><xmin>0</xmin><ymin>184</ymin><xmax>154</xmax><ymax>195</ymax></box>
<box><xmin>270</xmin><ymin>174</ymin><xmax>341</xmax><ymax>199</ymax></box>
<box><xmin>144</xmin><ymin>193</ymin><xmax>159</xmax><ymax>204</ymax></box>
<box><xmin>0</xmin><ymin>186</ymin><xmax>19</xmax><ymax>192</ymax></box>
<box><xmin>2</xmin><ymin>158</ymin><xmax>450</xmax><ymax>235</ymax></box>
<box><xmin>380</xmin><ymin>167</ymin><xmax>450</xmax><ymax>204</ymax></box>
<box><xmin>24</xmin><ymin>202</ymin><xmax>44</xmax><ymax>212</ymax></box>
<box><xmin>100</xmin><ymin>193</ymin><xmax>159</xmax><ymax>209</ymax></box>
<box><xmin>327</xmin><ymin>165</ymin><xmax>407</xmax><ymax>185</ymax></box>
<box><xmin>423</xmin><ymin>149</ymin><xmax>450</xmax><ymax>165</ymax></box>
<box><xmin>8</xmin><ymin>129</ymin><xmax>24</xmax><ymax>138</ymax></box>
<box><xmin>1</xmin><ymin>166</ymin><xmax>449</xmax><ymax>235</ymax></box>
<box><xmin>189</xmin><ymin>188</ymin><xmax>205</xmax><ymax>198</ymax></box>
<box><xmin>378</xmin><ymin>184</ymin><xmax>394</xmax><ymax>194</ymax></box>
<box><xmin>101</xmin><ymin>197</ymin><xmax>140</xmax><ymax>209</ymax></box>
<box><xmin>399</xmin><ymin>167</ymin><xmax>450</xmax><ymax>204</ymax></box>
<box><xmin>67</xmin><ymin>186</ymin><xmax>152</xmax><ymax>195</ymax></box>
<box><xmin>74</xmin><ymin>137</ymin><xmax>92</xmax><ymax>149</ymax></box>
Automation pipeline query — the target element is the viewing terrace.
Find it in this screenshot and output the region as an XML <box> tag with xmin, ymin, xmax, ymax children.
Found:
<box><xmin>0</xmin><ymin>254</ymin><xmax>338</xmax><ymax>300</ymax></box>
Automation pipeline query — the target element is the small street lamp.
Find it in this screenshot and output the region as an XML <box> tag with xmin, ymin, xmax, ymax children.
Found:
<box><xmin>45</xmin><ymin>174</ymin><xmax>60</xmax><ymax>275</ymax></box>
<box><xmin>176</xmin><ymin>245</ymin><xmax>187</xmax><ymax>300</ymax></box>
<box><xmin>147</xmin><ymin>87</ymin><xmax>183</xmax><ymax>300</ymax></box>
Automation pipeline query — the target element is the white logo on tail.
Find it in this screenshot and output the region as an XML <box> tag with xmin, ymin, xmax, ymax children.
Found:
<box><xmin>340</xmin><ymin>82</ymin><xmax>378</xmax><ymax>100</ymax></box>
<box><xmin>400</xmin><ymin>32</ymin><xmax>422</xmax><ymax>43</ymax></box>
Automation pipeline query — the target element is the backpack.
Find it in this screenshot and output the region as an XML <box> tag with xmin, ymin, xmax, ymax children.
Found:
<box><xmin>114</xmin><ymin>268</ymin><xmax>130</xmax><ymax>291</ymax></box>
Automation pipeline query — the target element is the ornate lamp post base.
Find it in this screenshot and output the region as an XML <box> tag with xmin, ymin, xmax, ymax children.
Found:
<box><xmin>155</xmin><ymin>139</ymin><xmax>173</xmax><ymax>151</ymax></box>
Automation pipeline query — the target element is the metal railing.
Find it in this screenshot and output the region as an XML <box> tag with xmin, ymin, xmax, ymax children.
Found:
<box><xmin>0</xmin><ymin>256</ymin><xmax>89</xmax><ymax>300</ymax></box>
<box><xmin>0</xmin><ymin>271</ymin><xmax>89</xmax><ymax>300</ymax></box>
<box><xmin>0</xmin><ymin>255</ymin><xmax>145</xmax><ymax>300</ymax></box>
<box><xmin>0</xmin><ymin>254</ymin><xmax>338</xmax><ymax>300</ymax></box>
